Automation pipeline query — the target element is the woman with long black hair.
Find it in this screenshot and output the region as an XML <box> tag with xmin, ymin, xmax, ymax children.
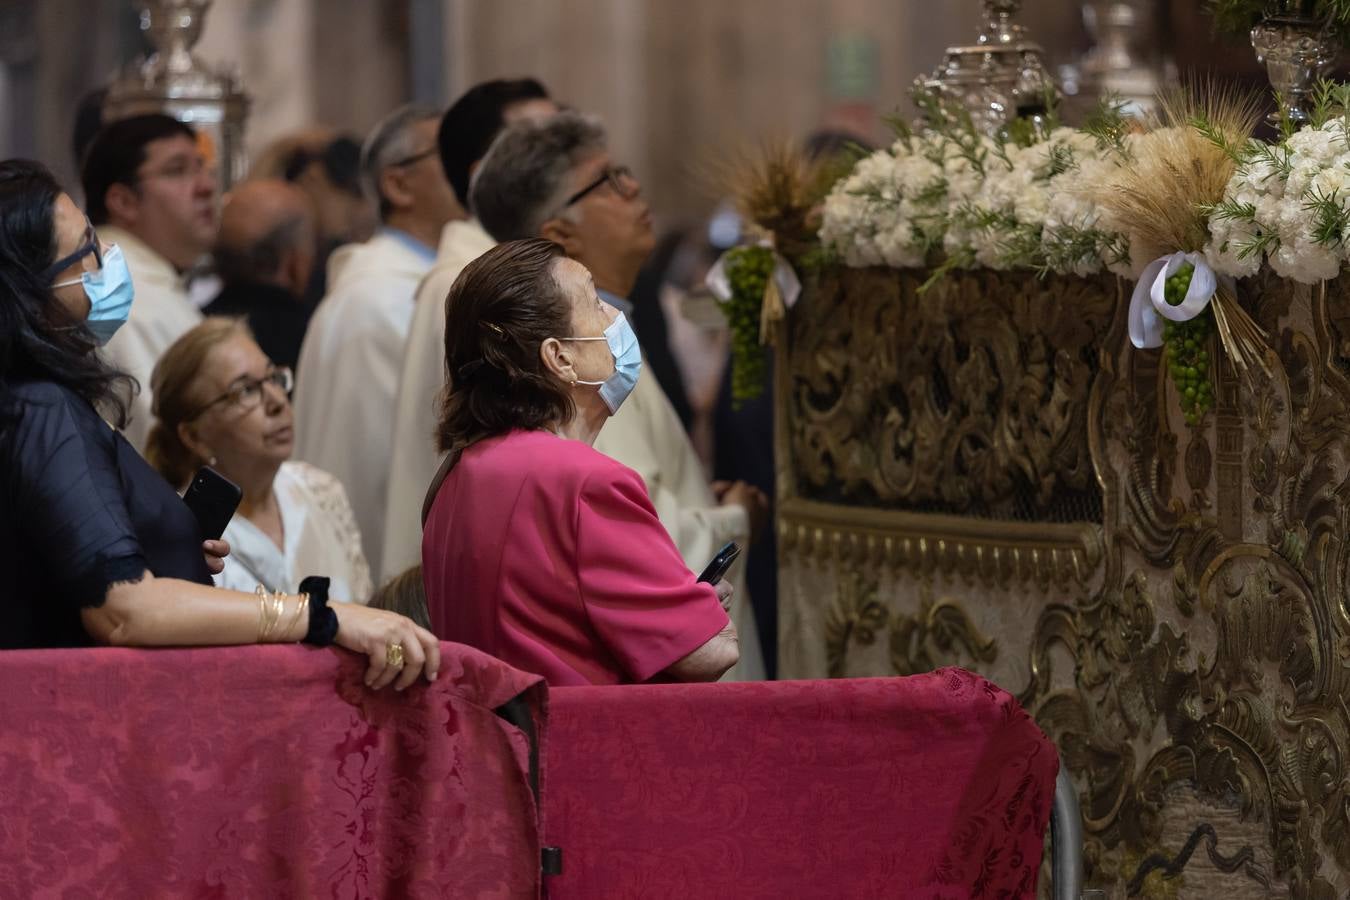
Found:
<box><xmin>0</xmin><ymin>159</ymin><xmax>437</xmax><ymax>691</ymax></box>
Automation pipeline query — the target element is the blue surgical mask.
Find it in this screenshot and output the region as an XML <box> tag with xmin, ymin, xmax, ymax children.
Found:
<box><xmin>53</xmin><ymin>243</ymin><xmax>135</xmax><ymax>345</ymax></box>
<box><xmin>563</xmin><ymin>312</ymin><xmax>642</xmax><ymax>414</ymax></box>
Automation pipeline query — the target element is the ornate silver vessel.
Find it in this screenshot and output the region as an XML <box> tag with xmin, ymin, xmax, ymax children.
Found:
<box><xmin>1079</xmin><ymin>0</ymin><xmax>1167</xmax><ymax>114</ymax></box>
<box><xmin>1250</xmin><ymin>4</ymin><xmax>1339</xmax><ymax>128</ymax></box>
<box><xmin>104</xmin><ymin>0</ymin><xmax>250</xmax><ymax>187</ymax></box>
<box><xmin>915</xmin><ymin>0</ymin><xmax>1059</xmax><ymax>135</ymax></box>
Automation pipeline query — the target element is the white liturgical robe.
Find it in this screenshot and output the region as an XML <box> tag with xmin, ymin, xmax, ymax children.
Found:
<box><xmin>380</xmin><ymin>219</ymin><xmax>495</xmax><ymax>581</ymax></box>
<box><xmin>96</xmin><ymin>225</ymin><xmax>203</xmax><ymax>451</ymax></box>
<box><xmin>216</xmin><ymin>461</ymin><xmax>373</xmax><ymax>604</ymax></box>
<box><xmin>293</xmin><ymin>228</ymin><xmax>436</xmax><ymax>579</ymax></box>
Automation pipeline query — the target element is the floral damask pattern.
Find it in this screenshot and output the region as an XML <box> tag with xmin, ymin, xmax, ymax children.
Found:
<box><xmin>0</xmin><ymin>643</ymin><xmax>545</xmax><ymax>899</ymax></box>
<box><xmin>545</xmin><ymin>667</ymin><xmax>1055</xmax><ymax>899</ymax></box>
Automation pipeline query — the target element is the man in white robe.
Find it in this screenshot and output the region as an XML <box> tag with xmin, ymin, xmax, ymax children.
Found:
<box><xmin>381</xmin><ymin>79</ymin><xmax>557</xmax><ymax>582</ymax></box>
<box><xmin>81</xmin><ymin>114</ymin><xmax>216</xmax><ymax>450</ymax></box>
<box><xmin>465</xmin><ymin>113</ymin><xmax>769</xmax><ymax>680</ymax></box>
<box><xmin>293</xmin><ymin>105</ymin><xmax>463</xmax><ymax>579</ymax></box>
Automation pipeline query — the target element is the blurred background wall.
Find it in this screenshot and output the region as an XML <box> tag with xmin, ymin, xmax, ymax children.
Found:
<box><xmin>0</xmin><ymin>0</ymin><xmax>1268</xmax><ymax>227</ymax></box>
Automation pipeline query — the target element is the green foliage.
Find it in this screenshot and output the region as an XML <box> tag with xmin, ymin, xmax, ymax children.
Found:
<box><xmin>1083</xmin><ymin>94</ymin><xmax>1132</xmax><ymax>156</ymax></box>
<box><xmin>722</xmin><ymin>245</ymin><xmax>776</xmax><ymax>406</ymax></box>
<box><xmin>1302</xmin><ymin>185</ymin><xmax>1350</xmax><ymax>245</ymax></box>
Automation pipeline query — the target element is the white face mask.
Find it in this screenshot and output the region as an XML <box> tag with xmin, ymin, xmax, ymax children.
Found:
<box><xmin>559</xmin><ymin>313</ymin><xmax>642</xmax><ymax>414</ymax></box>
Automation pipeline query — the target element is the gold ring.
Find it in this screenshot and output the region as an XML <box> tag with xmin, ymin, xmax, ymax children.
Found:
<box><xmin>387</xmin><ymin>642</ymin><xmax>406</xmax><ymax>669</ymax></box>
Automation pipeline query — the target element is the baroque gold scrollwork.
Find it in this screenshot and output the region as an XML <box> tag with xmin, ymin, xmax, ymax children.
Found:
<box><xmin>783</xmin><ymin>264</ymin><xmax>1350</xmax><ymax>895</ymax></box>
<box><xmin>788</xmin><ymin>269</ymin><xmax>1114</xmax><ymax>519</ymax></box>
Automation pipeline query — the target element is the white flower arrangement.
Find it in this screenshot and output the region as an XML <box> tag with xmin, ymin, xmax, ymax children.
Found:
<box><xmin>816</xmin><ymin>132</ymin><xmax>954</xmax><ymax>269</ymax></box>
<box><xmin>1205</xmin><ymin>116</ymin><xmax>1350</xmax><ymax>285</ymax></box>
<box><xmin>817</xmin><ymin>83</ymin><xmax>1350</xmax><ymax>289</ymax></box>
<box><xmin>819</xmin><ymin>114</ymin><xmax>1131</xmax><ymax>281</ymax></box>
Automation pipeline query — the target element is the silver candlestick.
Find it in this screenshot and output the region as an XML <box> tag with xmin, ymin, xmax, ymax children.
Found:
<box><xmin>104</xmin><ymin>0</ymin><xmax>250</xmax><ymax>188</ymax></box>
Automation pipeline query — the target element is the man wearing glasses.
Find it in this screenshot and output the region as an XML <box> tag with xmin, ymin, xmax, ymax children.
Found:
<box><xmin>81</xmin><ymin>113</ymin><xmax>218</xmax><ymax>451</ymax></box>
<box><xmin>293</xmin><ymin>104</ymin><xmax>465</xmax><ymax>580</ymax></box>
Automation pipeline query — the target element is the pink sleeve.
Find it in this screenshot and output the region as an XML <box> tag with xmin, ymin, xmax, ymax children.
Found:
<box><xmin>575</xmin><ymin>465</ymin><xmax>731</xmax><ymax>682</ymax></box>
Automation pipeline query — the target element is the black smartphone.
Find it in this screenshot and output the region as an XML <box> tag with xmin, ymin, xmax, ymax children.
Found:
<box><xmin>697</xmin><ymin>541</ymin><xmax>742</xmax><ymax>585</ymax></box>
<box><xmin>182</xmin><ymin>466</ymin><xmax>243</xmax><ymax>541</ymax></box>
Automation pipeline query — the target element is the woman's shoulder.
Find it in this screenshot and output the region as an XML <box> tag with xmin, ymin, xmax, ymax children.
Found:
<box><xmin>480</xmin><ymin>430</ymin><xmax>632</xmax><ymax>477</ymax></box>
<box><xmin>0</xmin><ymin>379</ymin><xmax>105</xmax><ymax>437</ymax></box>
<box><xmin>280</xmin><ymin>460</ymin><xmax>350</xmax><ymax>505</ymax></box>
<box><xmin>3</xmin><ymin>378</ymin><xmax>85</xmax><ymax>408</ymax></box>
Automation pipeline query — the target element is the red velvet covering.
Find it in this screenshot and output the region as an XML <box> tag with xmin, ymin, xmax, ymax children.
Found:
<box><xmin>0</xmin><ymin>643</ymin><xmax>545</xmax><ymax>899</ymax></box>
<box><xmin>545</xmin><ymin>667</ymin><xmax>1057</xmax><ymax>899</ymax></box>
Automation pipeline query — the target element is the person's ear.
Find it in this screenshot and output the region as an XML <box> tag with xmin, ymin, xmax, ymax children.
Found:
<box><xmin>540</xmin><ymin>216</ymin><xmax>582</xmax><ymax>256</ymax></box>
<box><xmin>379</xmin><ymin>167</ymin><xmax>415</xmax><ymax>212</ymax></box>
<box><xmin>539</xmin><ymin>336</ymin><xmax>578</xmax><ymax>384</ymax></box>
<box><xmin>104</xmin><ymin>182</ymin><xmax>141</xmax><ymax>227</ymax></box>
<box><xmin>177</xmin><ymin>419</ymin><xmax>212</xmax><ymax>466</ymax></box>
<box><xmin>278</xmin><ymin>245</ymin><xmax>313</xmax><ymax>298</ymax></box>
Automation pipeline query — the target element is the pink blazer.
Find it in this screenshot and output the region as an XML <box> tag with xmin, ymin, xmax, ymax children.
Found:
<box><xmin>422</xmin><ymin>429</ymin><xmax>729</xmax><ymax>686</ymax></box>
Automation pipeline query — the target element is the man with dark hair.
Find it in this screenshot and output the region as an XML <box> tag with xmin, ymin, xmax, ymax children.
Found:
<box><xmin>203</xmin><ymin>179</ymin><xmax>316</xmax><ymax>371</ymax></box>
<box><xmin>81</xmin><ymin>113</ymin><xmax>217</xmax><ymax>449</ymax></box>
<box><xmin>293</xmin><ymin>104</ymin><xmax>463</xmax><ymax>578</ymax></box>
<box><xmin>381</xmin><ymin>78</ymin><xmax>556</xmax><ymax>581</ymax></box>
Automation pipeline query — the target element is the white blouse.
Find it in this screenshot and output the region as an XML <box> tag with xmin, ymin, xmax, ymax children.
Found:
<box><xmin>216</xmin><ymin>461</ymin><xmax>373</xmax><ymax>604</ymax></box>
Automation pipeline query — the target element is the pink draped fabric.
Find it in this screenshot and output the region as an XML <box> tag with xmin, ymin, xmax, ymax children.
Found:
<box><xmin>545</xmin><ymin>667</ymin><xmax>1057</xmax><ymax>899</ymax></box>
<box><xmin>0</xmin><ymin>643</ymin><xmax>544</xmax><ymax>899</ymax></box>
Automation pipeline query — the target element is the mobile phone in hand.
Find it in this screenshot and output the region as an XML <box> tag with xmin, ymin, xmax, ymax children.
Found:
<box><xmin>697</xmin><ymin>541</ymin><xmax>742</xmax><ymax>585</ymax></box>
<box><xmin>182</xmin><ymin>466</ymin><xmax>243</xmax><ymax>541</ymax></box>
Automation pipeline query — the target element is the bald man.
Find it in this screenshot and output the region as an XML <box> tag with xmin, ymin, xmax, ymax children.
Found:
<box><xmin>204</xmin><ymin>178</ymin><xmax>318</xmax><ymax>371</ymax></box>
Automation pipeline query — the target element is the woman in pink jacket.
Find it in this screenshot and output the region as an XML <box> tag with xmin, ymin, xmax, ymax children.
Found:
<box><xmin>420</xmin><ymin>238</ymin><xmax>738</xmax><ymax>686</ymax></box>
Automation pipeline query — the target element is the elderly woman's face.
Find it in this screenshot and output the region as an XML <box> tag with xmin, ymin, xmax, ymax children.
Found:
<box><xmin>555</xmin><ymin>256</ymin><xmax>619</xmax><ymax>382</ymax></box>
<box><xmin>186</xmin><ymin>333</ymin><xmax>294</xmax><ymax>476</ymax></box>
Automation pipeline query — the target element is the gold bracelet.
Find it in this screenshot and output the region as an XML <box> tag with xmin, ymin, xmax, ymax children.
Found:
<box><xmin>285</xmin><ymin>592</ymin><xmax>310</xmax><ymax>641</ymax></box>
<box><xmin>255</xmin><ymin>585</ymin><xmax>286</xmax><ymax>642</ymax></box>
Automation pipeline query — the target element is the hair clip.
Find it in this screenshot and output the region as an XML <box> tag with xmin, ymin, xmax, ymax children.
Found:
<box><xmin>483</xmin><ymin>321</ymin><xmax>506</xmax><ymax>336</ymax></box>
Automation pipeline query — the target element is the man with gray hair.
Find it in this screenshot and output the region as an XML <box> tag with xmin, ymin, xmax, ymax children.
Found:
<box><xmin>467</xmin><ymin>111</ymin><xmax>768</xmax><ymax>680</ymax></box>
<box><xmin>292</xmin><ymin>104</ymin><xmax>462</xmax><ymax>577</ymax></box>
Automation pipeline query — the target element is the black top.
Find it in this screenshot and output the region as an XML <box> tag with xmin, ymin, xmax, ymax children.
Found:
<box><xmin>204</xmin><ymin>280</ymin><xmax>312</xmax><ymax>372</ymax></box>
<box><xmin>0</xmin><ymin>380</ymin><xmax>213</xmax><ymax>649</ymax></box>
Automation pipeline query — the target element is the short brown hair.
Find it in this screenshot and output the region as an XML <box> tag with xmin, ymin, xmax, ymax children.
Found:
<box><xmin>146</xmin><ymin>317</ymin><xmax>253</xmax><ymax>488</ymax></box>
<box><xmin>437</xmin><ymin>238</ymin><xmax>574</xmax><ymax>454</ymax></box>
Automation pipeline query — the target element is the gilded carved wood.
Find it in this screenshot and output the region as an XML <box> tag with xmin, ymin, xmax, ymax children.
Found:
<box><xmin>776</xmin><ymin>266</ymin><xmax>1350</xmax><ymax>897</ymax></box>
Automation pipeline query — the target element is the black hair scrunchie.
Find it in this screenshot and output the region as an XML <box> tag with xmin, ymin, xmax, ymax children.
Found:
<box><xmin>300</xmin><ymin>576</ymin><xmax>338</xmax><ymax>646</ymax></box>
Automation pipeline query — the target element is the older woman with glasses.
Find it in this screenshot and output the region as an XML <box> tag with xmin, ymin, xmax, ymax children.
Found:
<box><xmin>148</xmin><ymin>318</ymin><xmax>373</xmax><ymax>604</ymax></box>
<box><xmin>0</xmin><ymin>159</ymin><xmax>434</xmax><ymax>689</ymax></box>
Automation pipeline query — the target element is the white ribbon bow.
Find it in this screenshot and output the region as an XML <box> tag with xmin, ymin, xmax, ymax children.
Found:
<box><xmin>705</xmin><ymin>244</ymin><xmax>801</xmax><ymax>309</ymax></box>
<box><xmin>1128</xmin><ymin>251</ymin><xmax>1218</xmax><ymax>349</ymax></box>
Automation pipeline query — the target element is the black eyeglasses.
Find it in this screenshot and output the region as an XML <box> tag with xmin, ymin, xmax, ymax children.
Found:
<box><xmin>44</xmin><ymin>221</ymin><xmax>103</xmax><ymax>283</ymax></box>
<box><xmin>561</xmin><ymin>165</ymin><xmax>637</xmax><ymax>209</ymax></box>
<box><xmin>189</xmin><ymin>366</ymin><xmax>294</xmax><ymax>420</ymax></box>
<box><xmin>390</xmin><ymin>147</ymin><xmax>438</xmax><ymax>168</ymax></box>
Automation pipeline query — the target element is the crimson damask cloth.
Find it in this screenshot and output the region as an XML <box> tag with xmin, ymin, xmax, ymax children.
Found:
<box><xmin>0</xmin><ymin>642</ymin><xmax>545</xmax><ymax>899</ymax></box>
<box><xmin>545</xmin><ymin>667</ymin><xmax>1056</xmax><ymax>899</ymax></box>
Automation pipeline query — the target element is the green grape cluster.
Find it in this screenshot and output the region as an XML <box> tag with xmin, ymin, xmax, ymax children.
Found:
<box><xmin>1160</xmin><ymin>262</ymin><xmax>1214</xmax><ymax>426</ymax></box>
<box><xmin>723</xmin><ymin>246</ymin><xmax>774</xmax><ymax>407</ymax></box>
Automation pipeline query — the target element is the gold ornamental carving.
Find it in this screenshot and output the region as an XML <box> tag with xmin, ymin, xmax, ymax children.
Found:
<box><xmin>787</xmin><ymin>267</ymin><xmax>1114</xmax><ymax>521</ymax></box>
<box><xmin>778</xmin><ymin>265</ymin><xmax>1350</xmax><ymax>896</ymax></box>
